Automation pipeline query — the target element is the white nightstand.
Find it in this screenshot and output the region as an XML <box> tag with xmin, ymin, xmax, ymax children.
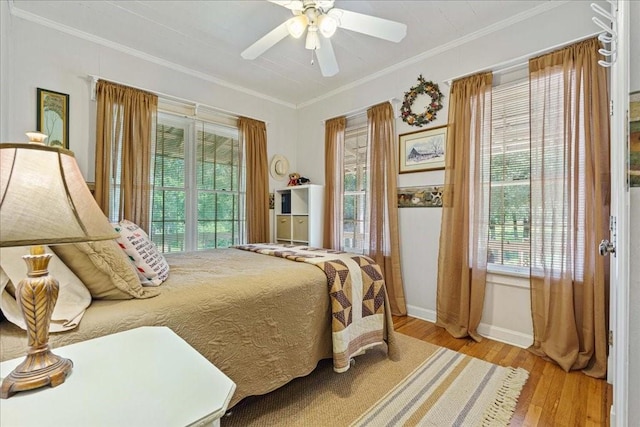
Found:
<box><xmin>0</xmin><ymin>326</ymin><xmax>236</xmax><ymax>427</ymax></box>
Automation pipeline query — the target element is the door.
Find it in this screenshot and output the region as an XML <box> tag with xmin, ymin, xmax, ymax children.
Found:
<box><xmin>606</xmin><ymin>1</ymin><xmax>630</xmax><ymax>425</ymax></box>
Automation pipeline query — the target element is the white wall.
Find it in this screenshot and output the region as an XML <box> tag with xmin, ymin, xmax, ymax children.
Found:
<box><xmin>296</xmin><ymin>1</ymin><xmax>605</xmax><ymax>347</ymax></box>
<box><xmin>627</xmin><ymin>1</ymin><xmax>640</xmax><ymax>423</ymax></box>
<box><xmin>0</xmin><ymin>1</ymin><xmax>11</xmax><ymax>139</ymax></box>
<box><xmin>0</xmin><ymin>3</ymin><xmax>298</xmax><ymax>194</ymax></box>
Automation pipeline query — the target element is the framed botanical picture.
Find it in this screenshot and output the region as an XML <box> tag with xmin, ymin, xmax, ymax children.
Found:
<box><xmin>398</xmin><ymin>124</ymin><xmax>447</xmax><ymax>173</ymax></box>
<box><xmin>37</xmin><ymin>88</ymin><xmax>70</xmax><ymax>149</ymax></box>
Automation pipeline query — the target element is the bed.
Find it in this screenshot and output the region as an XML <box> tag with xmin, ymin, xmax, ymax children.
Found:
<box><xmin>0</xmin><ymin>246</ymin><xmax>397</xmax><ymax>407</ymax></box>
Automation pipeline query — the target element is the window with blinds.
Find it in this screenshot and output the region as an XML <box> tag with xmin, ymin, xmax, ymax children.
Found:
<box><xmin>343</xmin><ymin>115</ymin><xmax>369</xmax><ymax>254</ymax></box>
<box><xmin>151</xmin><ymin>112</ymin><xmax>244</xmax><ymax>253</ymax></box>
<box><xmin>529</xmin><ymin>68</ymin><xmax>582</xmax><ymax>279</ymax></box>
<box><xmin>488</xmin><ymin>78</ymin><xmax>530</xmax><ymax>272</ymax></box>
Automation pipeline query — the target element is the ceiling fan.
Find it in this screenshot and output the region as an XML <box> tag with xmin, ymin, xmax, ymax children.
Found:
<box><xmin>241</xmin><ymin>0</ymin><xmax>407</xmax><ymax>77</ymax></box>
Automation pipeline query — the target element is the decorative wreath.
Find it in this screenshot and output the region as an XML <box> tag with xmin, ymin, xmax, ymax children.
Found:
<box><xmin>400</xmin><ymin>74</ymin><xmax>444</xmax><ymax>127</ymax></box>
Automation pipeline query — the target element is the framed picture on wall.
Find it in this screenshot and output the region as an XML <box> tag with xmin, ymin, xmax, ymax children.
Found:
<box><xmin>37</xmin><ymin>88</ymin><xmax>70</xmax><ymax>149</ymax></box>
<box><xmin>630</xmin><ymin>91</ymin><xmax>640</xmax><ymax>187</ymax></box>
<box><xmin>397</xmin><ymin>185</ymin><xmax>443</xmax><ymax>208</ymax></box>
<box><xmin>398</xmin><ymin>125</ymin><xmax>447</xmax><ymax>173</ymax></box>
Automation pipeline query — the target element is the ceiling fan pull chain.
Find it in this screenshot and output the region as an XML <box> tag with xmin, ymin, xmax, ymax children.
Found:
<box><xmin>311</xmin><ymin>49</ymin><xmax>315</xmax><ymax>66</ymax></box>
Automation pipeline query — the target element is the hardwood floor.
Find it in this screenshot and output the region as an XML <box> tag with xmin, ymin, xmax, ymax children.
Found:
<box><xmin>392</xmin><ymin>315</ymin><xmax>613</xmax><ymax>427</ymax></box>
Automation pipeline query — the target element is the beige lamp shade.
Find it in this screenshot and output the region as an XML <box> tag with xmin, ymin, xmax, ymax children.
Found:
<box><xmin>0</xmin><ymin>143</ymin><xmax>118</xmax><ymax>247</ymax></box>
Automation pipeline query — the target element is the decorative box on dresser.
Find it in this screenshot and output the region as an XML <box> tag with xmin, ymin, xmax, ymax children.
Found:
<box><xmin>274</xmin><ymin>184</ymin><xmax>324</xmax><ymax>247</ymax></box>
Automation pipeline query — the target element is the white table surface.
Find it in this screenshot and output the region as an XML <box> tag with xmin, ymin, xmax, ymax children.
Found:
<box><xmin>0</xmin><ymin>326</ymin><xmax>236</xmax><ymax>427</ymax></box>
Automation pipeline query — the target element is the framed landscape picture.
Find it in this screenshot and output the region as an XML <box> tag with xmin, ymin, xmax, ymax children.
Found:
<box><xmin>398</xmin><ymin>125</ymin><xmax>447</xmax><ymax>173</ymax></box>
<box><xmin>37</xmin><ymin>88</ymin><xmax>69</xmax><ymax>149</ymax></box>
<box><xmin>630</xmin><ymin>91</ymin><xmax>640</xmax><ymax>187</ymax></box>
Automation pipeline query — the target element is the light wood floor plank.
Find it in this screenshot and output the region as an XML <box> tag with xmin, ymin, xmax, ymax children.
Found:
<box><xmin>393</xmin><ymin>315</ymin><xmax>612</xmax><ymax>426</ymax></box>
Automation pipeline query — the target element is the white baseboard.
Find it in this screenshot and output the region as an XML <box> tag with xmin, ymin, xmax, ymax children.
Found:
<box><xmin>404</xmin><ymin>305</ymin><xmax>533</xmax><ymax>349</ymax></box>
<box><xmin>476</xmin><ymin>323</ymin><xmax>532</xmax><ymax>349</ymax></box>
<box><xmin>406</xmin><ymin>305</ymin><xmax>436</xmax><ymax>323</ymax></box>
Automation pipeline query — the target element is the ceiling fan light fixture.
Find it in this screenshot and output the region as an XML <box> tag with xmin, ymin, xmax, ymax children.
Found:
<box><xmin>317</xmin><ymin>14</ymin><xmax>338</xmax><ymax>38</ymax></box>
<box><xmin>286</xmin><ymin>15</ymin><xmax>308</xmax><ymax>39</ymax></box>
<box><xmin>305</xmin><ymin>26</ymin><xmax>320</xmax><ymax>50</ymax></box>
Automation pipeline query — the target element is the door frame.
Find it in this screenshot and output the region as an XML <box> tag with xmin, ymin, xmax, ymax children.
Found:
<box><xmin>609</xmin><ymin>1</ymin><xmax>630</xmax><ymax>425</ymax></box>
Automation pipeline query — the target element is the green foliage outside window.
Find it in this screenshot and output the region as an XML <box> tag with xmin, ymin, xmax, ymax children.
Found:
<box><xmin>151</xmin><ymin>118</ymin><xmax>243</xmax><ymax>253</ymax></box>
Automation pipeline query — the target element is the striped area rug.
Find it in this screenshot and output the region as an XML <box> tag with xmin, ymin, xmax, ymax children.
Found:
<box><xmin>351</xmin><ymin>346</ymin><xmax>529</xmax><ymax>426</ymax></box>
<box><xmin>223</xmin><ymin>333</ymin><xmax>528</xmax><ymax>427</ymax></box>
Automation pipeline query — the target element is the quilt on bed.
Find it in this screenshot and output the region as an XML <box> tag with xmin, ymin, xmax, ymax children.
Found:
<box><xmin>235</xmin><ymin>243</ymin><xmax>389</xmax><ymax>373</ymax></box>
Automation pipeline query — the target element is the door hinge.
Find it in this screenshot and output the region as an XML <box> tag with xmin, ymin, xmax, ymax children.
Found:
<box><xmin>609</xmin><ymin>330</ymin><xmax>614</xmax><ymax>346</ymax></box>
<box><xmin>610</xmin><ymin>99</ymin><xmax>614</xmax><ymax>116</ymax></box>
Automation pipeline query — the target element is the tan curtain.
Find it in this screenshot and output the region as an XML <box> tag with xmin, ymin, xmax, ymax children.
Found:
<box><xmin>323</xmin><ymin>116</ymin><xmax>346</xmax><ymax>249</ymax></box>
<box><xmin>528</xmin><ymin>37</ymin><xmax>610</xmax><ymax>378</ymax></box>
<box><xmin>367</xmin><ymin>102</ymin><xmax>406</xmax><ymax>316</ymax></box>
<box><xmin>239</xmin><ymin>117</ymin><xmax>269</xmax><ymax>243</ymax></box>
<box><xmin>95</xmin><ymin>80</ymin><xmax>157</xmax><ymax>231</ymax></box>
<box><xmin>436</xmin><ymin>72</ymin><xmax>493</xmax><ymax>342</ymax></box>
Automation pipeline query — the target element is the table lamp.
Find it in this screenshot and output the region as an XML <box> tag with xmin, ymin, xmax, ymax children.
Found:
<box><xmin>0</xmin><ymin>135</ymin><xmax>118</xmax><ymax>399</ymax></box>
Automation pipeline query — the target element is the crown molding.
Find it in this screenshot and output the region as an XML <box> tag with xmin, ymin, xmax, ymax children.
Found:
<box><xmin>10</xmin><ymin>0</ymin><xmax>568</xmax><ymax>110</ymax></box>
<box><xmin>297</xmin><ymin>0</ymin><xmax>569</xmax><ymax>109</ymax></box>
<box><xmin>8</xmin><ymin>2</ymin><xmax>297</xmax><ymax>110</ymax></box>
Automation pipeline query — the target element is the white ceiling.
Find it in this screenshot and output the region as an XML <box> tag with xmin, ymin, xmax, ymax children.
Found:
<box><xmin>10</xmin><ymin>0</ymin><xmax>560</xmax><ymax>107</ymax></box>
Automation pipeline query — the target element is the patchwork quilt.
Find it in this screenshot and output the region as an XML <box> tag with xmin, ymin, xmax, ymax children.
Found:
<box><xmin>235</xmin><ymin>243</ymin><xmax>388</xmax><ymax>372</ymax></box>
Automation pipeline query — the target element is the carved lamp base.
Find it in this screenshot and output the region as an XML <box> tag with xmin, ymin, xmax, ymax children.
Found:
<box><xmin>0</xmin><ymin>248</ymin><xmax>74</xmax><ymax>399</ymax></box>
<box><xmin>0</xmin><ymin>351</ymin><xmax>73</xmax><ymax>399</ymax></box>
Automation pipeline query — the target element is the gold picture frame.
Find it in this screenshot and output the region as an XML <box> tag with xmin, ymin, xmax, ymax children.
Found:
<box><xmin>37</xmin><ymin>88</ymin><xmax>70</xmax><ymax>149</ymax></box>
<box><xmin>630</xmin><ymin>91</ymin><xmax>640</xmax><ymax>187</ymax></box>
<box><xmin>398</xmin><ymin>125</ymin><xmax>447</xmax><ymax>173</ymax></box>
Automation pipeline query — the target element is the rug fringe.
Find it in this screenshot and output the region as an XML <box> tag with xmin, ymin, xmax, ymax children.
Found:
<box><xmin>481</xmin><ymin>367</ymin><xmax>530</xmax><ymax>426</ymax></box>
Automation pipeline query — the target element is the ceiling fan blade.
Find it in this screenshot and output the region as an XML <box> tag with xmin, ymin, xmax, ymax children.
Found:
<box><xmin>316</xmin><ymin>36</ymin><xmax>339</xmax><ymax>77</ymax></box>
<box><xmin>329</xmin><ymin>8</ymin><xmax>407</xmax><ymax>43</ymax></box>
<box><xmin>268</xmin><ymin>0</ymin><xmax>304</xmax><ymax>11</ymax></box>
<box><xmin>241</xmin><ymin>21</ymin><xmax>290</xmax><ymax>60</ymax></box>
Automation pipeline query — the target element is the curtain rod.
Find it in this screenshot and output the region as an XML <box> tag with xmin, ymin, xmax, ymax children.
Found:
<box><xmin>87</xmin><ymin>74</ymin><xmax>269</xmax><ymax>125</ymax></box>
<box><xmin>320</xmin><ymin>98</ymin><xmax>400</xmax><ymax>126</ymax></box>
<box><xmin>443</xmin><ymin>31</ymin><xmax>601</xmax><ymax>86</ymax></box>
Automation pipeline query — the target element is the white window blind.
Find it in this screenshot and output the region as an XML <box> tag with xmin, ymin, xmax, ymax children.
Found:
<box><xmin>342</xmin><ymin>113</ymin><xmax>369</xmax><ymax>254</ymax></box>
<box><xmin>529</xmin><ymin>67</ymin><xmax>583</xmax><ymax>279</ymax></box>
<box><xmin>488</xmin><ymin>78</ymin><xmax>530</xmax><ymax>271</ymax></box>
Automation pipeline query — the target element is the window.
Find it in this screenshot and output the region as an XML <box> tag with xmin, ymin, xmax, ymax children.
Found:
<box><xmin>488</xmin><ymin>78</ymin><xmax>530</xmax><ymax>272</ymax></box>
<box><xmin>151</xmin><ymin>112</ymin><xmax>245</xmax><ymax>253</ymax></box>
<box><xmin>342</xmin><ymin>116</ymin><xmax>369</xmax><ymax>254</ymax></box>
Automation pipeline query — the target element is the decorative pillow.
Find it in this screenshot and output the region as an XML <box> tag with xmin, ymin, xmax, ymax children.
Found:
<box><xmin>113</xmin><ymin>220</ymin><xmax>170</xmax><ymax>286</ymax></box>
<box><xmin>0</xmin><ymin>246</ymin><xmax>92</xmax><ymax>332</ymax></box>
<box><xmin>53</xmin><ymin>240</ymin><xmax>159</xmax><ymax>299</ymax></box>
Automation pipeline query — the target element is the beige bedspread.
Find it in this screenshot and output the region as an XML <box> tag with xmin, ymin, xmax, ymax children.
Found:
<box><xmin>235</xmin><ymin>244</ymin><xmax>397</xmax><ymax>373</ymax></box>
<box><xmin>0</xmin><ymin>248</ymin><xmax>334</xmax><ymax>407</ymax></box>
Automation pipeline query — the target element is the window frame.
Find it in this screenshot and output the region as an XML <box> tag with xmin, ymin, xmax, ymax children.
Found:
<box><xmin>151</xmin><ymin>111</ymin><xmax>245</xmax><ymax>253</ymax></box>
<box><xmin>342</xmin><ymin>117</ymin><xmax>370</xmax><ymax>255</ymax></box>
<box><xmin>487</xmin><ymin>76</ymin><xmax>531</xmax><ymax>277</ymax></box>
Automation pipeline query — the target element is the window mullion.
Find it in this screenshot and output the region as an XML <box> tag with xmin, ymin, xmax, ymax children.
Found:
<box><xmin>184</xmin><ymin>121</ymin><xmax>197</xmax><ymax>252</ymax></box>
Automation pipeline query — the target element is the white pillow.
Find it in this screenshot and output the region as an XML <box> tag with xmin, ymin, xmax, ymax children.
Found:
<box><xmin>113</xmin><ymin>220</ymin><xmax>170</xmax><ymax>286</ymax></box>
<box><xmin>0</xmin><ymin>246</ymin><xmax>92</xmax><ymax>332</ymax></box>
